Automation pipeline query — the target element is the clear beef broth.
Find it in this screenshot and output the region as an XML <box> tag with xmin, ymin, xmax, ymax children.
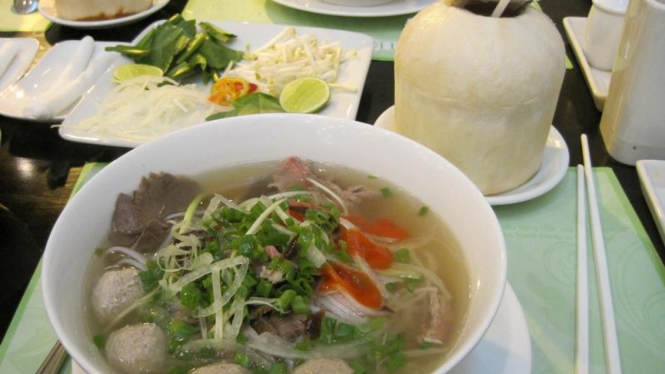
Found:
<box><xmin>84</xmin><ymin>159</ymin><xmax>470</xmax><ymax>374</ymax></box>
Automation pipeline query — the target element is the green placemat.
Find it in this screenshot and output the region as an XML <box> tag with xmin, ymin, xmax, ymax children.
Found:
<box><xmin>495</xmin><ymin>168</ymin><xmax>665</xmax><ymax>374</ymax></box>
<box><xmin>1</xmin><ymin>166</ymin><xmax>663</xmax><ymax>374</ymax></box>
<box><xmin>182</xmin><ymin>0</ymin><xmax>411</xmax><ymax>61</ymax></box>
<box><xmin>0</xmin><ymin>0</ymin><xmax>51</xmax><ymax>32</ymax></box>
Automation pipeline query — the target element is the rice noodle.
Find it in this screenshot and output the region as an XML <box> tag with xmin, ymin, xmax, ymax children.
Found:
<box><xmin>107</xmin><ymin>246</ymin><xmax>147</xmax><ymax>265</ymax></box>
<box><xmin>116</xmin><ymin>258</ymin><xmax>146</xmax><ymax>271</ymax></box>
<box><xmin>353</xmin><ymin>254</ymin><xmax>389</xmax><ymax>298</ymax></box>
<box><xmin>403</xmin><ymin>347</ymin><xmax>449</xmax><ymax>358</ymax></box>
<box><xmin>314</xmin><ymin>294</ymin><xmax>367</xmax><ymax>325</ymax></box>
<box><xmin>306</xmin><ymin>177</ymin><xmax>348</xmax><ymax>215</ymax></box>
<box><xmin>389</xmin><ymin>263</ymin><xmax>452</xmax><ymax>300</ymax></box>
<box><xmin>244</xmin><ymin>328</ymin><xmax>372</xmax><ymax>359</ymax></box>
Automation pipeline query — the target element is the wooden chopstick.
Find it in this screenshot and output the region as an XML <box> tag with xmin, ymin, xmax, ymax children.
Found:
<box><xmin>576</xmin><ymin>165</ymin><xmax>589</xmax><ymax>374</ymax></box>
<box><xmin>580</xmin><ymin>134</ymin><xmax>623</xmax><ymax>374</ymax></box>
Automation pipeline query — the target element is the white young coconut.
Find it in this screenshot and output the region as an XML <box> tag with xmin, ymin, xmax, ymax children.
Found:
<box><xmin>394</xmin><ymin>1</ymin><xmax>565</xmax><ymax>195</ymax></box>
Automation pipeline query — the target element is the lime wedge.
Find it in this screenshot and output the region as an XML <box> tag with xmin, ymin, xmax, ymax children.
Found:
<box><xmin>113</xmin><ymin>64</ymin><xmax>163</xmax><ymax>83</ymax></box>
<box><xmin>279</xmin><ymin>77</ymin><xmax>330</xmax><ymax>114</ymax></box>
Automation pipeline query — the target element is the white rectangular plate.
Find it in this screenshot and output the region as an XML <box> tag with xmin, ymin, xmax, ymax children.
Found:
<box><xmin>59</xmin><ymin>20</ymin><xmax>374</xmax><ymax>148</ymax></box>
<box><xmin>0</xmin><ymin>40</ymin><xmax>121</xmax><ymax>123</ymax></box>
<box><xmin>636</xmin><ymin>159</ymin><xmax>665</xmax><ymax>245</ymax></box>
<box><xmin>563</xmin><ymin>17</ymin><xmax>611</xmax><ymax>112</ymax></box>
<box><xmin>0</xmin><ymin>38</ymin><xmax>39</xmax><ymax>94</ymax></box>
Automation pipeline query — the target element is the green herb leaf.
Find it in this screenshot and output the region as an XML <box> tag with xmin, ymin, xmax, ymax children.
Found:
<box><xmin>139</xmin><ymin>260</ymin><xmax>165</xmax><ymax>292</ymax></box>
<box><xmin>200</xmin><ymin>22</ymin><xmax>236</xmax><ymax>43</ymax></box>
<box><xmin>197</xmin><ymin>37</ymin><xmax>243</xmax><ymax>70</ymax></box>
<box><xmin>179</xmin><ymin>283</ymin><xmax>203</xmax><ymax>310</ymax></box>
<box><xmin>206</xmin><ymin>93</ymin><xmax>285</xmax><ymax>121</ymax></box>
<box><xmin>418</xmin><ymin>205</ymin><xmax>430</xmax><ymax>216</ymax></box>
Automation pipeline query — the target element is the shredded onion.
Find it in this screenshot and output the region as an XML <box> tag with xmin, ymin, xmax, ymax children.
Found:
<box><xmin>65</xmin><ymin>76</ymin><xmax>221</xmax><ymax>143</ymax></box>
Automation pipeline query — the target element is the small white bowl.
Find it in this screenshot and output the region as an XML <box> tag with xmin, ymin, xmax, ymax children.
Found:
<box><xmin>43</xmin><ymin>114</ymin><xmax>506</xmax><ymax>374</ymax></box>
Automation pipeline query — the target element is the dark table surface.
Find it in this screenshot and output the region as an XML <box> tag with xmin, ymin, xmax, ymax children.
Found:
<box><xmin>1</xmin><ymin>0</ymin><xmax>663</xmax><ymax>342</ymax></box>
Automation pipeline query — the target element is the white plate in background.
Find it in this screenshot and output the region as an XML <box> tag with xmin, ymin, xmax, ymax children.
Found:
<box><xmin>563</xmin><ymin>17</ymin><xmax>611</xmax><ymax>112</ymax></box>
<box><xmin>59</xmin><ymin>21</ymin><xmax>373</xmax><ymax>148</ymax></box>
<box><xmin>0</xmin><ymin>38</ymin><xmax>40</xmax><ymax>94</ymax></box>
<box><xmin>0</xmin><ymin>40</ymin><xmax>120</xmax><ymax>123</ymax></box>
<box><xmin>38</xmin><ymin>0</ymin><xmax>170</xmax><ymax>29</ymax></box>
<box><xmin>374</xmin><ymin>106</ymin><xmax>570</xmax><ymax>206</ymax></box>
<box><xmin>272</xmin><ymin>0</ymin><xmax>435</xmax><ymax>17</ymax></box>
<box><xmin>636</xmin><ymin>160</ymin><xmax>665</xmax><ymax>245</ymax></box>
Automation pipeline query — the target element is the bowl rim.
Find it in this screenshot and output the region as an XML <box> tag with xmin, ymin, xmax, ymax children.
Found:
<box><xmin>42</xmin><ymin>113</ymin><xmax>506</xmax><ymax>374</ymax></box>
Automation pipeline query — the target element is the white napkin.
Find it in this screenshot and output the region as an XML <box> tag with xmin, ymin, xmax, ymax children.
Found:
<box><xmin>25</xmin><ymin>52</ymin><xmax>116</xmax><ymax>120</ymax></box>
<box><xmin>24</xmin><ymin>36</ymin><xmax>112</xmax><ymax>120</ymax></box>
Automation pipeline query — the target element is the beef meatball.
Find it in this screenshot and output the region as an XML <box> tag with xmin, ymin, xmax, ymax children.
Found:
<box><xmin>106</xmin><ymin>323</ymin><xmax>167</xmax><ymax>374</ymax></box>
<box><xmin>91</xmin><ymin>268</ymin><xmax>144</xmax><ymax>323</ymax></box>
<box><xmin>191</xmin><ymin>363</ymin><xmax>250</xmax><ymax>374</ymax></box>
<box><xmin>292</xmin><ymin>359</ymin><xmax>353</xmax><ymax>374</ymax></box>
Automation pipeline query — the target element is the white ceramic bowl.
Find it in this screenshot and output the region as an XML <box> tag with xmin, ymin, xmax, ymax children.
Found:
<box><xmin>43</xmin><ymin>114</ymin><xmax>506</xmax><ymax>374</ymax></box>
<box><xmin>320</xmin><ymin>0</ymin><xmax>394</xmax><ymax>6</ymax></box>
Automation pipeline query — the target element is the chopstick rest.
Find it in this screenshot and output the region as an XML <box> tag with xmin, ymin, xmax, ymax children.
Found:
<box><xmin>580</xmin><ymin>134</ymin><xmax>623</xmax><ymax>374</ymax></box>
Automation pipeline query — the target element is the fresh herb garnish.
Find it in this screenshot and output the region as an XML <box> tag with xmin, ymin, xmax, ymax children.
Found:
<box><xmin>106</xmin><ymin>14</ymin><xmax>243</xmax><ymax>82</ymax></box>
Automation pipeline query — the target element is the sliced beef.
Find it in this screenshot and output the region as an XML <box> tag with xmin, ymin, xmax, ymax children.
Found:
<box><xmin>132</xmin><ymin>219</ymin><xmax>171</xmax><ymax>253</ymax></box>
<box><xmin>252</xmin><ymin>312</ymin><xmax>310</xmax><ymax>342</ymax></box>
<box><xmin>270</xmin><ymin>157</ymin><xmax>378</xmax><ymax>207</ymax></box>
<box><xmin>420</xmin><ymin>291</ymin><xmax>453</xmax><ymax>345</ymax></box>
<box><xmin>269</xmin><ymin>157</ymin><xmax>315</xmax><ymax>191</ymax></box>
<box><xmin>340</xmin><ymin>185</ymin><xmax>380</xmax><ymax>205</ymax></box>
<box><xmin>110</xmin><ymin>173</ymin><xmax>200</xmax><ymax>252</ymax></box>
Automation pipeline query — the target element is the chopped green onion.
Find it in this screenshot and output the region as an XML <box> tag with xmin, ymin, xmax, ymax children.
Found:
<box><xmin>395</xmin><ymin>248</ymin><xmax>410</xmax><ymax>263</ymax></box>
<box><xmin>181</xmin><ymin>193</ymin><xmax>207</xmax><ymax>233</ymax></box>
<box><xmin>367</xmin><ymin>174</ymin><xmax>379</xmax><ymax>180</ymax></box>
<box><xmin>291</xmin><ymin>295</ymin><xmax>309</xmax><ymax>314</ymax></box>
<box><xmin>269</xmin><ymin>362</ymin><xmax>288</xmax><ymax>374</ymax></box>
<box><xmin>295</xmin><ymin>336</ymin><xmax>312</xmax><ymax>351</ymax></box>
<box><xmin>275</xmin><ymin>289</ymin><xmax>296</xmax><ymax>311</ymax></box>
<box><xmin>257</xmin><ymin>279</ymin><xmax>273</xmax><ymax>298</ymax></box>
<box><xmin>386</xmin><ymin>353</ymin><xmax>407</xmax><ymax>372</ymax></box>
<box><xmin>234</xmin><ymin>352</ymin><xmax>252</xmax><ymax>368</ymax></box>
<box><xmin>380</xmin><ymin>187</ymin><xmax>393</xmax><ymax>197</ymax></box>
<box><xmin>93</xmin><ymin>334</ymin><xmax>105</xmax><ymax>350</ymax></box>
<box><xmin>334</xmin><ymin>322</ymin><xmax>358</xmax><ymax>342</ymax></box>
<box><xmin>167</xmin><ymin>366</ymin><xmax>189</xmax><ymax>374</ymax></box>
<box><xmin>385</xmin><ymin>283</ymin><xmax>398</xmax><ymax>293</ymax></box>
<box><xmin>418</xmin><ymin>205</ymin><xmax>429</xmax><ymax>216</ymax></box>
<box><xmin>349</xmin><ymin>360</ymin><xmax>370</xmax><ymax>374</ymax></box>
<box><xmin>236</xmin><ymin>334</ymin><xmax>249</xmax><ymax>345</ymax></box>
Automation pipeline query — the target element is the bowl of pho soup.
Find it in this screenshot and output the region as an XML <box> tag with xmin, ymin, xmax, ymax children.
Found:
<box><xmin>43</xmin><ymin>114</ymin><xmax>506</xmax><ymax>374</ymax></box>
